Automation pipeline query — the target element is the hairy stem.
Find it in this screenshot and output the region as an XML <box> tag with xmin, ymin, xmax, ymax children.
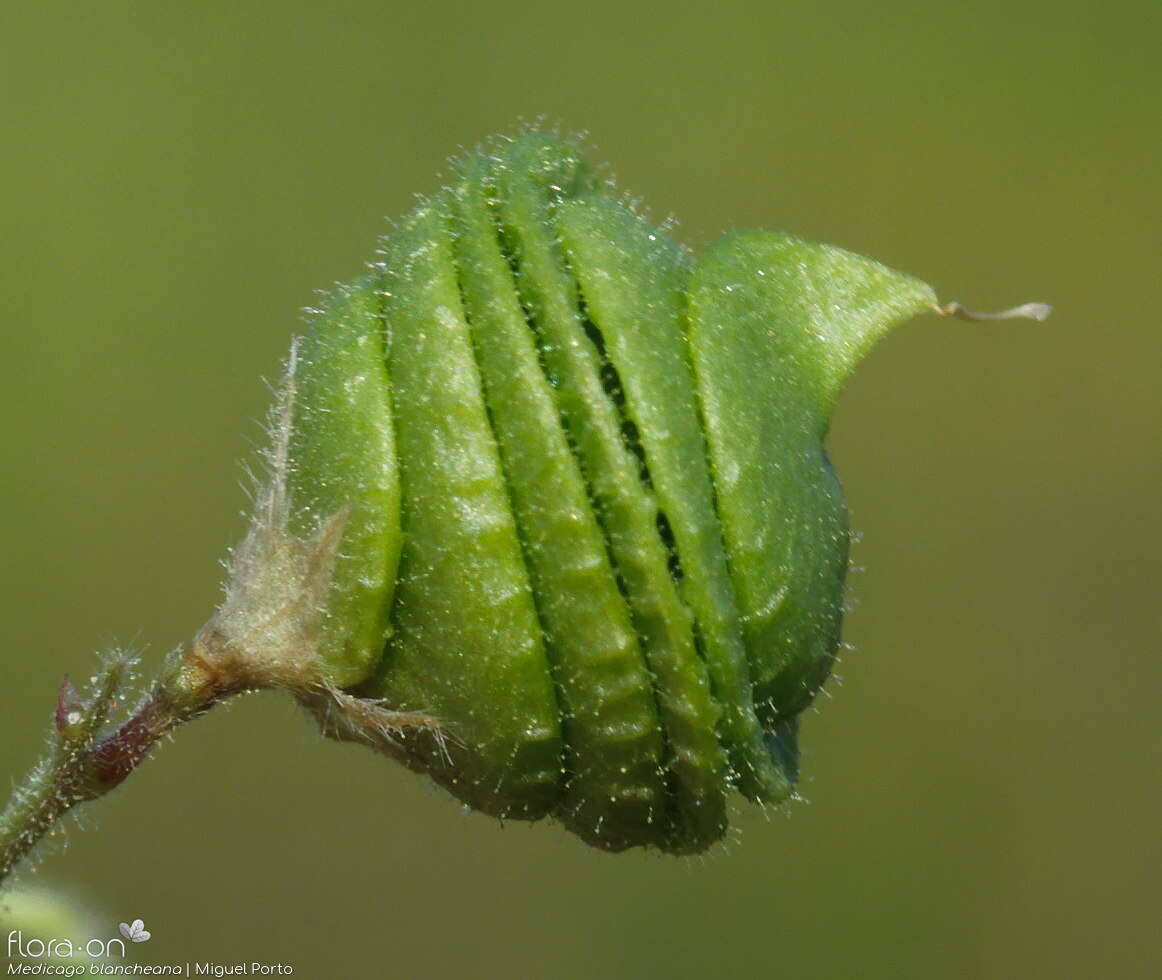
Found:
<box><xmin>0</xmin><ymin>627</ymin><xmax>441</xmax><ymax>889</ymax></box>
<box><xmin>0</xmin><ymin>665</ymin><xmax>123</xmax><ymax>884</ymax></box>
<box><xmin>0</xmin><ymin>641</ymin><xmax>245</xmax><ymax>888</ymax></box>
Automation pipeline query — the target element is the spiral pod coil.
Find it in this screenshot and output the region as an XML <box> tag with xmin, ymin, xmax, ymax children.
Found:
<box><xmin>284</xmin><ymin>132</ymin><xmax>937</xmax><ymax>853</ymax></box>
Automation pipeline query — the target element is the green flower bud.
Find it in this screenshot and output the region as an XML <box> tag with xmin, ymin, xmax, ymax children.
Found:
<box><xmin>253</xmin><ymin>132</ymin><xmax>1039</xmax><ymax>854</ymax></box>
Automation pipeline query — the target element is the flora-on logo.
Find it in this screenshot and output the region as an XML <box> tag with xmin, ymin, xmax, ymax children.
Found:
<box><xmin>118</xmin><ymin>919</ymin><xmax>151</xmax><ymax>943</ymax></box>
<box><xmin>7</xmin><ymin>928</ymin><xmax>128</xmax><ymax>960</ymax></box>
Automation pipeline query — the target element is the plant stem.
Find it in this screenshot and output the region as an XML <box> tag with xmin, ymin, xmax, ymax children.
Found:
<box><xmin>1</xmin><ymin>662</ymin><xmax>122</xmax><ymax>884</ymax></box>
<box><xmin>0</xmin><ymin>624</ymin><xmax>438</xmax><ymax>889</ymax></box>
<box><xmin>0</xmin><ymin>644</ymin><xmax>240</xmax><ymax>888</ymax></box>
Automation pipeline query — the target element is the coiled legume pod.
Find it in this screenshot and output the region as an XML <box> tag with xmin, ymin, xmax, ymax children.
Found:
<box><xmin>284</xmin><ymin>132</ymin><xmax>942</xmax><ymax>854</ymax></box>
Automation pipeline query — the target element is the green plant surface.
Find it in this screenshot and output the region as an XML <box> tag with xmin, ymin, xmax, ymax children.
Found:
<box><xmin>1</xmin><ymin>1</ymin><xmax>1159</xmax><ymax>978</ymax></box>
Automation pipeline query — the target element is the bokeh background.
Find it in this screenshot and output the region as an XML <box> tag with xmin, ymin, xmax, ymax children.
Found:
<box><xmin>1</xmin><ymin>1</ymin><xmax>1158</xmax><ymax>977</ymax></box>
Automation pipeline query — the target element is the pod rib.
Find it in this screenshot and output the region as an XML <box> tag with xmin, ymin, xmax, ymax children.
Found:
<box><xmin>449</xmin><ymin>154</ymin><xmax>669</xmax><ymax>850</ymax></box>
<box><xmin>491</xmin><ymin>134</ymin><xmax>727</xmax><ymax>852</ymax></box>
<box><xmin>371</xmin><ymin>198</ymin><xmax>563</xmax><ymax>819</ymax></box>
<box><xmin>558</xmin><ymin>199</ymin><xmax>794</xmax><ymax>803</ymax></box>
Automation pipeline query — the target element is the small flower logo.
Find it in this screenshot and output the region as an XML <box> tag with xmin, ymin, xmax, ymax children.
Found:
<box><xmin>118</xmin><ymin>920</ymin><xmax>151</xmax><ymax>943</ymax></box>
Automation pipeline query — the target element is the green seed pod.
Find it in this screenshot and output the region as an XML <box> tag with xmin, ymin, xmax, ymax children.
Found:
<box><xmin>275</xmin><ymin>132</ymin><xmax>1020</xmax><ymax>854</ymax></box>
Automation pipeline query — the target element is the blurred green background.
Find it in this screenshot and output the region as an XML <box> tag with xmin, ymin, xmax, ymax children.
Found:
<box><xmin>1</xmin><ymin>1</ymin><xmax>1158</xmax><ymax>977</ymax></box>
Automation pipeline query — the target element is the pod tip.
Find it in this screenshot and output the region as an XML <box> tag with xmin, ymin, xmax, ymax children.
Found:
<box><xmin>937</xmin><ymin>301</ymin><xmax>1053</xmax><ymax>322</ymax></box>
